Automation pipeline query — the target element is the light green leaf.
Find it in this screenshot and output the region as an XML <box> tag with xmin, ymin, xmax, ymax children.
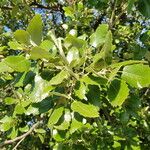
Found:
<box><xmin>0</xmin><ymin>61</ymin><xmax>14</xmax><ymax>73</ymax></box>
<box><xmin>63</xmin><ymin>6</ymin><xmax>75</xmax><ymax>19</ymax></box>
<box><xmin>25</xmin><ymin>105</ymin><xmax>39</xmax><ymax>115</ymax></box>
<box><xmin>90</xmin><ymin>24</ymin><xmax>109</xmax><ymax>48</ymax></box>
<box><xmin>70</xmin><ymin>119</ymin><xmax>83</xmax><ymax>134</ymax></box>
<box><xmin>0</xmin><ymin>46</ymin><xmax>7</xmax><ymax>51</ymax></box>
<box><xmin>30</xmin><ymin>46</ymin><xmax>51</xmax><ymax>60</ymax></box>
<box><xmin>121</xmin><ymin>64</ymin><xmax>150</xmax><ymax>88</ymax></box>
<box><xmin>71</xmin><ymin>101</ymin><xmax>99</xmax><ymax>118</ymax></box>
<box><xmin>9</xmin><ymin>127</ymin><xmax>18</xmax><ymax>139</ymax></box>
<box><xmin>40</xmin><ymin>40</ymin><xmax>55</xmax><ymax>52</ymax></box>
<box><xmin>66</xmin><ymin>47</ymin><xmax>79</xmax><ymax>64</ymax></box>
<box><xmin>0</xmin><ymin>116</ymin><xmax>14</xmax><ymax>131</ymax></box>
<box><xmin>14</xmin><ymin>30</ymin><xmax>30</xmax><ymax>45</ymax></box>
<box><xmin>27</xmin><ymin>14</ymin><xmax>43</xmax><ymax>45</ymax></box>
<box><xmin>108</xmin><ymin>79</ymin><xmax>129</xmax><ymax>107</ymax></box>
<box><xmin>54</xmin><ymin>109</ymin><xmax>71</xmax><ymax>130</ymax></box>
<box><xmin>4</xmin><ymin>97</ymin><xmax>17</xmax><ymax>105</ymax></box>
<box><xmin>4</xmin><ymin>56</ymin><xmax>30</xmax><ymax>72</ymax></box>
<box><xmin>19</xmin><ymin>125</ymin><xmax>29</xmax><ymax>133</ymax></box>
<box><xmin>48</xmin><ymin>106</ymin><xmax>64</xmax><ymax>128</ymax></box>
<box><xmin>29</xmin><ymin>75</ymin><xmax>50</xmax><ymax>103</ymax></box>
<box><xmin>34</xmin><ymin>128</ymin><xmax>46</xmax><ymax>134</ymax></box>
<box><xmin>50</xmin><ymin>70</ymin><xmax>70</xmax><ymax>85</ymax></box>
<box><xmin>74</xmin><ymin>81</ymin><xmax>87</xmax><ymax>100</ymax></box>
<box><xmin>8</xmin><ymin>41</ymin><xmax>24</xmax><ymax>50</ymax></box>
<box><xmin>14</xmin><ymin>104</ymin><xmax>26</xmax><ymax>114</ymax></box>
<box><xmin>81</xmin><ymin>74</ymin><xmax>107</xmax><ymax>86</ymax></box>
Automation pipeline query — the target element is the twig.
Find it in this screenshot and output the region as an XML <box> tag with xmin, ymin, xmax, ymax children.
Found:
<box><xmin>0</xmin><ymin>122</ymin><xmax>40</xmax><ymax>148</ymax></box>
<box><xmin>12</xmin><ymin>137</ymin><xmax>25</xmax><ymax>150</ymax></box>
<box><xmin>111</xmin><ymin>4</ymin><xmax>128</xmax><ymax>28</ymax></box>
<box><xmin>109</xmin><ymin>0</ymin><xmax>118</xmax><ymax>29</ymax></box>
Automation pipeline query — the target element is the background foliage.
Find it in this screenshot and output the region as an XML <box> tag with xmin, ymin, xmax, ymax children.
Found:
<box><xmin>0</xmin><ymin>0</ymin><xmax>150</xmax><ymax>149</ymax></box>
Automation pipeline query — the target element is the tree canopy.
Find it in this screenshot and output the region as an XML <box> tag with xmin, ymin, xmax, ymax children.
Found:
<box><xmin>0</xmin><ymin>0</ymin><xmax>150</xmax><ymax>149</ymax></box>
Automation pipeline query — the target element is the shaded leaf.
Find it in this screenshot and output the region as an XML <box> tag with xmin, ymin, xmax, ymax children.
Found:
<box><xmin>108</xmin><ymin>79</ymin><xmax>129</xmax><ymax>107</ymax></box>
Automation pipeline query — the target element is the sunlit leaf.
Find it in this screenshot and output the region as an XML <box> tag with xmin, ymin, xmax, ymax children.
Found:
<box><xmin>14</xmin><ymin>30</ymin><xmax>30</xmax><ymax>45</ymax></box>
<box><xmin>71</xmin><ymin>101</ymin><xmax>99</xmax><ymax>118</ymax></box>
<box><xmin>48</xmin><ymin>106</ymin><xmax>64</xmax><ymax>128</ymax></box>
<box><xmin>122</xmin><ymin>64</ymin><xmax>150</xmax><ymax>88</ymax></box>
<box><xmin>3</xmin><ymin>56</ymin><xmax>30</xmax><ymax>72</ymax></box>
<box><xmin>108</xmin><ymin>79</ymin><xmax>129</xmax><ymax>107</ymax></box>
<box><xmin>27</xmin><ymin>14</ymin><xmax>43</xmax><ymax>45</ymax></box>
<box><xmin>90</xmin><ymin>24</ymin><xmax>109</xmax><ymax>48</ymax></box>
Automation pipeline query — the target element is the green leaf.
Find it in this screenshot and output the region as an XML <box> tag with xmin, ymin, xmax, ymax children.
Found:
<box><xmin>54</xmin><ymin>109</ymin><xmax>71</xmax><ymax>130</ymax></box>
<box><xmin>34</xmin><ymin>128</ymin><xmax>46</xmax><ymax>134</ymax></box>
<box><xmin>4</xmin><ymin>97</ymin><xmax>17</xmax><ymax>105</ymax></box>
<box><xmin>19</xmin><ymin>125</ymin><xmax>29</xmax><ymax>133</ymax></box>
<box><xmin>40</xmin><ymin>40</ymin><xmax>54</xmax><ymax>51</ymax></box>
<box><xmin>71</xmin><ymin>101</ymin><xmax>99</xmax><ymax>118</ymax></box>
<box><xmin>0</xmin><ymin>61</ymin><xmax>14</xmax><ymax>73</ymax></box>
<box><xmin>70</xmin><ymin>118</ymin><xmax>83</xmax><ymax>134</ymax></box>
<box><xmin>25</xmin><ymin>105</ymin><xmax>39</xmax><ymax>115</ymax></box>
<box><xmin>14</xmin><ymin>104</ymin><xmax>26</xmax><ymax>114</ymax></box>
<box><xmin>66</xmin><ymin>47</ymin><xmax>79</xmax><ymax>64</ymax></box>
<box><xmin>74</xmin><ymin>81</ymin><xmax>87</xmax><ymax>100</ymax></box>
<box><xmin>9</xmin><ymin>127</ymin><xmax>18</xmax><ymax>139</ymax></box>
<box><xmin>91</xmin><ymin>31</ymin><xmax>113</xmax><ymax>69</ymax></box>
<box><xmin>90</xmin><ymin>24</ymin><xmax>109</xmax><ymax>48</ymax></box>
<box><xmin>107</xmin><ymin>79</ymin><xmax>129</xmax><ymax>107</ymax></box>
<box><xmin>29</xmin><ymin>75</ymin><xmax>50</xmax><ymax>103</ymax></box>
<box><xmin>49</xmin><ymin>70</ymin><xmax>70</xmax><ymax>85</ymax></box>
<box><xmin>48</xmin><ymin>106</ymin><xmax>64</xmax><ymax>128</ymax></box>
<box><xmin>14</xmin><ymin>30</ymin><xmax>30</xmax><ymax>45</ymax></box>
<box><xmin>81</xmin><ymin>74</ymin><xmax>107</xmax><ymax>86</ymax></box>
<box><xmin>30</xmin><ymin>46</ymin><xmax>51</xmax><ymax>60</ymax></box>
<box><xmin>8</xmin><ymin>41</ymin><xmax>24</xmax><ymax>50</ymax></box>
<box><xmin>0</xmin><ymin>46</ymin><xmax>7</xmax><ymax>51</ymax></box>
<box><xmin>27</xmin><ymin>14</ymin><xmax>43</xmax><ymax>45</ymax></box>
<box><xmin>121</xmin><ymin>64</ymin><xmax>150</xmax><ymax>88</ymax></box>
<box><xmin>3</xmin><ymin>56</ymin><xmax>30</xmax><ymax>72</ymax></box>
<box><xmin>138</xmin><ymin>0</ymin><xmax>150</xmax><ymax>18</ymax></box>
<box><xmin>0</xmin><ymin>116</ymin><xmax>14</xmax><ymax>131</ymax></box>
<box><xmin>63</xmin><ymin>6</ymin><xmax>75</xmax><ymax>19</ymax></box>
<box><xmin>32</xmin><ymin>98</ymin><xmax>54</xmax><ymax>114</ymax></box>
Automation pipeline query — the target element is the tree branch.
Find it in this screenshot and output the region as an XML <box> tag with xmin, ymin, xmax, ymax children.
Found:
<box><xmin>0</xmin><ymin>122</ymin><xmax>40</xmax><ymax>148</ymax></box>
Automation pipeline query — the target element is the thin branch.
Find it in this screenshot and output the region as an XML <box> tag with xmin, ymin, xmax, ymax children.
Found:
<box><xmin>111</xmin><ymin>4</ymin><xmax>128</xmax><ymax>28</ymax></box>
<box><xmin>0</xmin><ymin>122</ymin><xmax>40</xmax><ymax>148</ymax></box>
<box><xmin>12</xmin><ymin>137</ymin><xmax>25</xmax><ymax>150</ymax></box>
<box><xmin>109</xmin><ymin>0</ymin><xmax>118</xmax><ymax>29</ymax></box>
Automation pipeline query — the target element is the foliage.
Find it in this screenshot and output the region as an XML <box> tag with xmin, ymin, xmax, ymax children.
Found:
<box><xmin>0</xmin><ymin>0</ymin><xmax>150</xmax><ymax>149</ymax></box>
